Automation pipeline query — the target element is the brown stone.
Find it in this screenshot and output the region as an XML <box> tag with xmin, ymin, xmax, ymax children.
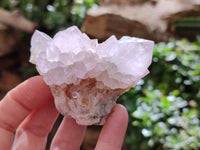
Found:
<box><xmin>82</xmin><ymin>0</ymin><xmax>200</xmax><ymax>42</ymax></box>
<box><xmin>100</xmin><ymin>0</ymin><xmax>142</xmax><ymax>6</ymax></box>
<box><xmin>82</xmin><ymin>13</ymin><xmax>152</xmax><ymax>41</ymax></box>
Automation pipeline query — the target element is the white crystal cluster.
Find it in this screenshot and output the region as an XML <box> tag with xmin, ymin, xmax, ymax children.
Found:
<box><xmin>30</xmin><ymin>26</ymin><xmax>154</xmax><ymax>125</ymax></box>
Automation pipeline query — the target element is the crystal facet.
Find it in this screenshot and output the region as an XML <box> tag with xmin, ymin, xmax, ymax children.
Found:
<box><xmin>30</xmin><ymin>26</ymin><xmax>154</xmax><ymax>125</ymax></box>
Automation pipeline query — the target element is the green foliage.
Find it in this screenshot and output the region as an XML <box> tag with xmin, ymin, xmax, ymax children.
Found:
<box><xmin>120</xmin><ymin>39</ymin><xmax>200</xmax><ymax>150</ymax></box>
<box><xmin>0</xmin><ymin>0</ymin><xmax>99</xmax><ymax>34</ymax></box>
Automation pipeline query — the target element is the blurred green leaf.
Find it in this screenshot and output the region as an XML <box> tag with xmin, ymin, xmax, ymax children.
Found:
<box><xmin>120</xmin><ymin>38</ymin><xmax>200</xmax><ymax>150</ymax></box>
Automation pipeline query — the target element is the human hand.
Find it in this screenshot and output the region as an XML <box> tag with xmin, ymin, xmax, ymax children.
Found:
<box><xmin>0</xmin><ymin>76</ymin><xmax>128</xmax><ymax>150</ymax></box>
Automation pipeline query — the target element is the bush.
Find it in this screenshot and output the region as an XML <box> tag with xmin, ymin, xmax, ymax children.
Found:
<box><xmin>120</xmin><ymin>38</ymin><xmax>200</xmax><ymax>150</ymax></box>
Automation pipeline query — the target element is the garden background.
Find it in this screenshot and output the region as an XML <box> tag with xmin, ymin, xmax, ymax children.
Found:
<box><xmin>0</xmin><ymin>0</ymin><xmax>200</xmax><ymax>149</ymax></box>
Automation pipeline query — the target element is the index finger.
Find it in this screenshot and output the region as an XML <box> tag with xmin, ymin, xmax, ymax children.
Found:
<box><xmin>0</xmin><ymin>76</ymin><xmax>53</xmax><ymax>132</ymax></box>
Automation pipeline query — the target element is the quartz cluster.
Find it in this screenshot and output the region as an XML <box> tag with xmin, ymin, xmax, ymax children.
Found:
<box><xmin>30</xmin><ymin>26</ymin><xmax>154</xmax><ymax>125</ymax></box>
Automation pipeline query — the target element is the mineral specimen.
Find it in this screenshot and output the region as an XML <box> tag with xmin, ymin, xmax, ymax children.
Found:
<box><xmin>30</xmin><ymin>26</ymin><xmax>154</xmax><ymax>125</ymax></box>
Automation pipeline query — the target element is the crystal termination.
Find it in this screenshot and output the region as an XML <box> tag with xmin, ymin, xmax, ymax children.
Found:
<box><xmin>30</xmin><ymin>26</ymin><xmax>154</xmax><ymax>125</ymax></box>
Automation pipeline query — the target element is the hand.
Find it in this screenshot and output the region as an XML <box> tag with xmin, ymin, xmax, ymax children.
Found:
<box><xmin>0</xmin><ymin>76</ymin><xmax>128</xmax><ymax>150</ymax></box>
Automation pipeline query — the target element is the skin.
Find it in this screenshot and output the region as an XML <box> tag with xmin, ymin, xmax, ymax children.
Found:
<box><xmin>0</xmin><ymin>76</ymin><xmax>128</xmax><ymax>150</ymax></box>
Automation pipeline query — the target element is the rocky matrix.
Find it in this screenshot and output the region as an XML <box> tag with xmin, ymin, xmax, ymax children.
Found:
<box><xmin>30</xmin><ymin>26</ymin><xmax>154</xmax><ymax>125</ymax></box>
